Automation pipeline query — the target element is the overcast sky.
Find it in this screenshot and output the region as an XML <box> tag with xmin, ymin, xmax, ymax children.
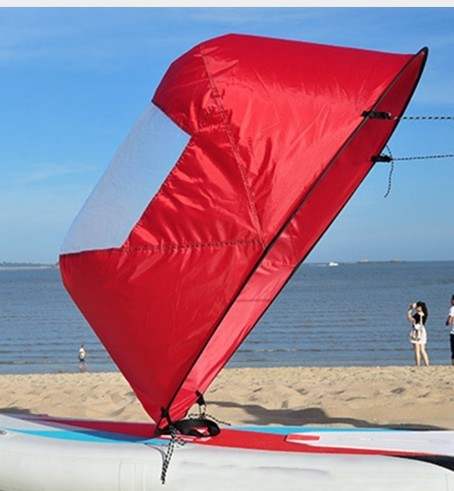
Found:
<box><xmin>0</xmin><ymin>7</ymin><xmax>453</xmax><ymax>263</ymax></box>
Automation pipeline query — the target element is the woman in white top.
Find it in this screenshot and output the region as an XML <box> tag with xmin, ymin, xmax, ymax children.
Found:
<box><xmin>445</xmin><ymin>295</ymin><xmax>454</xmax><ymax>365</ymax></box>
<box><xmin>407</xmin><ymin>301</ymin><xmax>430</xmax><ymax>367</ymax></box>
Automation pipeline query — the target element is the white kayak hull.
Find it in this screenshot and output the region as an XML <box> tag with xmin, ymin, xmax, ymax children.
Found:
<box><xmin>1</xmin><ymin>414</ymin><xmax>453</xmax><ymax>491</ymax></box>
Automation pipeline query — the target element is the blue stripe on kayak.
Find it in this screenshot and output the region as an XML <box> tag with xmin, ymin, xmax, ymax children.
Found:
<box><xmin>6</xmin><ymin>428</ymin><xmax>166</xmax><ymax>446</ymax></box>
<box><xmin>6</xmin><ymin>425</ymin><xmax>393</xmax><ymax>445</ymax></box>
<box><xmin>232</xmin><ymin>425</ymin><xmax>392</xmax><ymax>434</ymax></box>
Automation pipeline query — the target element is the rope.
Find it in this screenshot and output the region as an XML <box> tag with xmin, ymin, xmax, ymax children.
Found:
<box><xmin>159</xmin><ymin>401</ymin><xmax>225</xmax><ymax>484</ymax></box>
<box><xmin>399</xmin><ymin>115</ymin><xmax>454</xmax><ymax>120</ymax></box>
<box><xmin>391</xmin><ymin>153</ymin><xmax>454</xmax><ymax>161</ymax></box>
<box><xmin>363</xmin><ymin>109</ymin><xmax>454</xmax><ymax>195</ymax></box>
<box><xmin>375</xmin><ymin>150</ymin><xmax>454</xmax><ymax>198</ymax></box>
<box><xmin>374</xmin><ymin>152</ymin><xmax>454</xmax><ymax>163</ymax></box>
<box><xmin>204</xmin><ymin>412</ymin><xmax>231</xmax><ymax>426</ymax></box>
<box><xmin>187</xmin><ymin>411</ymin><xmax>232</xmax><ymax>427</ymax></box>
<box><xmin>383</xmin><ymin>144</ymin><xmax>394</xmax><ymax>198</ymax></box>
<box><xmin>160</xmin><ymin>426</ymin><xmax>186</xmax><ymax>485</ymax></box>
<box><xmin>158</xmin><ymin>394</ymin><xmax>227</xmax><ymax>485</ymax></box>
<box><xmin>362</xmin><ymin>111</ymin><xmax>454</xmax><ymax>121</ymax></box>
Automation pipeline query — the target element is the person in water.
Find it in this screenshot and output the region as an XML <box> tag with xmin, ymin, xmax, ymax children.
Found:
<box><xmin>445</xmin><ymin>295</ymin><xmax>454</xmax><ymax>365</ymax></box>
<box><xmin>407</xmin><ymin>301</ymin><xmax>430</xmax><ymax>367</ymax></box>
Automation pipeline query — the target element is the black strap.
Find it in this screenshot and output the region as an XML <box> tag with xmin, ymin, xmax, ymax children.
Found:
<box><xmin>362</xmin><ymin>110</ymin><xmax>454</xmax><ymax>121</ymax></box>
<box><xmin>170</xmin><ymin>417</ymin><xmax>220</xmax><ymax>438</ymax></box>
<box><xmin>372</xmin><ymin>154</ymin><xmax>393</xmax><ymax>163</ymax></box>
<box><xmin>159</xmin><ymin>392</ymin><xmax>221</xmax><ymax>439</ymax></box>
<box><xmin>372</xmin><ymin>153</ymin><xmax>454</xmax><ymax>163</ymax></box>
<box><xmin>362</xmin><ymin>110</ymin><xmax>392</xmax><ymax>120</ymax></box>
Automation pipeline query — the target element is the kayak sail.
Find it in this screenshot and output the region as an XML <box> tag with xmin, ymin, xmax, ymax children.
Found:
<box><xmin>60</xmin><ymin>34</ymin><xmax>427</xmax><ymax>430</ymax></box>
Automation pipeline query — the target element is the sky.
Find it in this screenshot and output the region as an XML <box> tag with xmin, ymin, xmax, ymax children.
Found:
<box><xmin>0</xmin><ymin>7</ymin><xmax>453</xmax><ymax>263</ymax></box>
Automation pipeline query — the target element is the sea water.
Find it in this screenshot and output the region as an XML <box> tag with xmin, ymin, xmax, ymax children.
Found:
<box><xmin>1</xmin><ymin>261</ymin><xmax>453</xmax><ymax>373</ymax></box>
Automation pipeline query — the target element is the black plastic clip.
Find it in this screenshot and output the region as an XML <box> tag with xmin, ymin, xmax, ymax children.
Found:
<box><xmin>362</xmin><ymin>110</ymin><xmax>392</xmax><ymax>120</ymax></box>
<box><xmin>372</xmin><ymin>154</ymin><xmax>393</xmax><ymax>163</ymax></box>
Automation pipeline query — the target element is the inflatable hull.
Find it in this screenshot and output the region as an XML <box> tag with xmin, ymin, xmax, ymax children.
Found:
<box><xmin>1</xmin><ymin>414</ymin><xmax>453</xmax><ymax>490</ymax></box>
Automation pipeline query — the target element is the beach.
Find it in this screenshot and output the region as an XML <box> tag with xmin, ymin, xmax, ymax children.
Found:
<box><xmin>1</xmin><ymin>366</ymin><xmax>453</xmax><ymax>430</ymax></box>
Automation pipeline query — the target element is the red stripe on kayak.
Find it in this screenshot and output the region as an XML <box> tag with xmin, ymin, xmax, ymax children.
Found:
<box><xmin>26</xmin><ymin>415</ymin><xmax>436</xmax><ymax>459</ymax></box>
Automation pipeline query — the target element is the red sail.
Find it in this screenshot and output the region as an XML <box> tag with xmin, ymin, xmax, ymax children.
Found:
<box><xmin>60</xmin><ymin>34</ymin><xmax>427</xmax><ymax>430</ymax></box>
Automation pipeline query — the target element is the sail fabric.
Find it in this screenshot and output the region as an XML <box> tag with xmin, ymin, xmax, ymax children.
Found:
<box><xmin>60</xmin><ymin>34</ymin><xmax>427</xmax><ymax>429</ymax></box>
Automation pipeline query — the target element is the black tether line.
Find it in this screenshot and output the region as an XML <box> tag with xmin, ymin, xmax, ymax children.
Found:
<box><xmin>390</xmin><ymin>153</ymin><xmax>454</xmax><ymax>161</ymax></box>
<box><xmin>157</xmin><ymin>393</ymin><xmax>225</xmax><ymax>485</ymax></box>
<box><xmin>362</xmin><ymin>110</ymin><xmax>454</xmax><ymax>121</ymax></box>
<box><xmin>372</xmin><ymin>151</ymin><xmax>454</xmax><ymax>198</ymax></box>
<box><xmin>187</xmin><ymin>411</ymin><xmax>231</xmax><ymax>427</ymax></box>
<box><xmin>364</xmin><ymin>109</ymin><xmax>454</xmax><ymax>196</ymax></box>
<box><xmin>383</xmin><ymin>144</ymin><xmax>394</xmax><ymax>198</ymax></box>
<box><xmin>374</xmin><ymin>153</ymin><xmax>454</xmax><ymax>162</ymax></box>
<box><xmin>159</xmin><ymin>426</ymin><xmax>186</xmax><ymax>485</ymax></box>
<box><xmin>400</xmin><ymin>115</ymin><xmax>454</xmax><ymax>120</ymax></box>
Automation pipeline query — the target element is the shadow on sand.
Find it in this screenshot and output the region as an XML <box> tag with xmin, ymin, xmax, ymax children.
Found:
<box><xmin>0</xmin><ymin>406</ymin><xmax>34</xmax><ymax>415</ymax></box>
<box><xmin>208</xmin><ymin>400</ymin><xmax>446</xmax><ymax>431</ymax></box>
<box><xmin>0</xmin><ymin>404</ymin><xmax>447</xmax><ymax>431</ymax></box>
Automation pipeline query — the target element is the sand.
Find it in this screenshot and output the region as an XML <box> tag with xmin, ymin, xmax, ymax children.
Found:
<box><xmin>0</xmin><ymin>366</ymin><xmax>453</xmax><ymax>430</ymax></box>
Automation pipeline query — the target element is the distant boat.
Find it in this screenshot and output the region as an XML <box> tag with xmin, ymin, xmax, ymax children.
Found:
<box><xmin>328</xmin><ymin>261</ymin><xmax>339</xmax><ymax>267</ymax></box>
<box><xmin>358</xmin><ymin>258</ymin><xmax>369</xmax><ymax>264</ymax></box>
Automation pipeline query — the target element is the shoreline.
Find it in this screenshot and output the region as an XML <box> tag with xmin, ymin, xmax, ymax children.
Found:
<box><xmin>1</xmin><ymin>362</ymin><xmax>454</xmax><ymax>376</ymax></box>
<box><xmin>1</xmin><ymin>366</ymin><xmax>453</xmax><ymax>430</ymax></box>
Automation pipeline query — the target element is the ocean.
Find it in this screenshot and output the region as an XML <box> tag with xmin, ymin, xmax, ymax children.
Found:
<box><xmin>1</xmin><ymin>261</ymin><xmax>454</xmax><ymax>373</ymax></box>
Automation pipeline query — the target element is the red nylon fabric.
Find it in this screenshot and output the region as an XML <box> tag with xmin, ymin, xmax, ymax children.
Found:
<box><xmin>60</xmin><ymin>34</ymin><xmax>427</xmax><ymax>429</ymax></box>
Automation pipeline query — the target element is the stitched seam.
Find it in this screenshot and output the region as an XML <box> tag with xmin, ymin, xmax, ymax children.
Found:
<box><xmin>120</xmin><ymin>238</ymin><xmax>263</xmax><ymax>252</ymax></box>
<box><xmin>198</xmin><ymin>50</ymin><xmax>265</xmax><ymax>249</ymax></box>
<box><xmin>63</xmin><ymin>239</ymin><xmax>263</xmax><ymax>257</ymax></box>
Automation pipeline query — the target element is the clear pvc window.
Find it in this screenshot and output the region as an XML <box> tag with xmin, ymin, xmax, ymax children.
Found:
<box><xmin>61</xmin><ymin>103</ymin><xmax>190</xmax><ymax>254</ymax></box>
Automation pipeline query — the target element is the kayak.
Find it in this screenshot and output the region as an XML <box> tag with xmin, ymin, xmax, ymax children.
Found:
<box><xmin>0</xmin><ymin>413</ymin><xmax>453</xmax><ymax>490</ymax></box>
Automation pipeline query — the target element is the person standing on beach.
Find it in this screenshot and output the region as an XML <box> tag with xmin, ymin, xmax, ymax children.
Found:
<box><xmin>79</xmin><ymin>344</ymin><xmax>87</xmax><ymax>372</ymax></box>
<box><xmin>407</xmin><ymin>301</ymin><xmax>430</xmax><ymax>367</ymax></box>
<box><xmin>79</xmin><ymin>344</ymin><xmax>86</xmax><ymax>363</ymax></box>
<box><xmin>445</xmin><ymin>295</ymin><xmax>454</xmax><ymax>365</ymax></box>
